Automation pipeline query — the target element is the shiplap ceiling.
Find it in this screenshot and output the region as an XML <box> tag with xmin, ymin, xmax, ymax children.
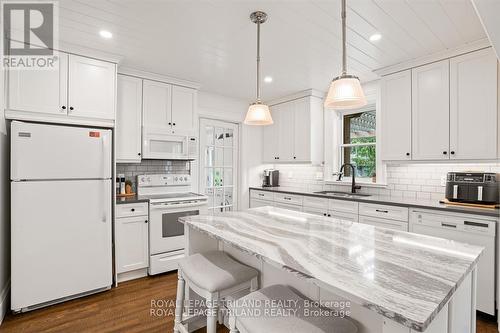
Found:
<box><xmin>58</xmin><ymin>0</ymin><xmax>487</xmax><ymax>101</ymax></box>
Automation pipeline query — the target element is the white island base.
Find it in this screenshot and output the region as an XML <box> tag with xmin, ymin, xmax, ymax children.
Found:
<box><xmin>184</xmin><ymin>225</ymin><xmax>477</xmax><ymax>333</ymax></box>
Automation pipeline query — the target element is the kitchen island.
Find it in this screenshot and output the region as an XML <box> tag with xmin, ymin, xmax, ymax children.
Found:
<box><xmin>179</xmin><ymin>206</ymin><xmax>483</xmax><ymax>333</ymax></box>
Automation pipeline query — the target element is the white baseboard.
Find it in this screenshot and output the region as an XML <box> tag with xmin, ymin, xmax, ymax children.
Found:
<box><xmin>0</xmin><ymin>280</ymin><xmax>10</xmax><ymax>326</ymax></box>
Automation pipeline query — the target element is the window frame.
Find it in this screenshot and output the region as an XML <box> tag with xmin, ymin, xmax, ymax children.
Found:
<box><xmin>339</xmin><ymin>109</ymin><xmax>377</xmax><ymax>182</ymax></box>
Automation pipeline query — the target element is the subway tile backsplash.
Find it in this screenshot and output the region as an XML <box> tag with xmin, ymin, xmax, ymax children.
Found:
<box><xmin>116</xmin><ymin>160</ymin><xmax>191</xmax><ymax>192</ymax></box>
<box><xmin>272</xmin><ymin>163</ymin><xmax>500</xmax><ymax>201</ymax></box>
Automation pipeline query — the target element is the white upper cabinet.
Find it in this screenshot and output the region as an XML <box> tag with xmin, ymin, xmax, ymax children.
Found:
<box><xmin>262</xmin><ymin>93</ymin><xmax>323</xmax><ymax>164</ymax></box>
<box><xmin>116</xmin><ymin>75</ymin><xmax>143</xmax><ymax>163</ymax></box>
<box><xmin>411</xmin><ymin>59</ymin><xmax>450</xmax><ymax>160</ymax></box>
<box><xmin>277</xmin><ymin>102</ymin><xmax>294</xmax><ymax>161</ymax></box>
<box><xmin>171</xmin><ymin>85</ymin><xmax>196</xmax><ymax>131</ymax></box>
<box><xmin>381</xmin><ymin>70</ymin><xmax>412</xmax><ymax>161</ymax></box>
<box><xmin>142</xmin><ymin>79</ymin><xmax>172</xmax><ymax>129</ymax></box>
<box><xmin>68</xmin><ymin>55</ymin><xmax>116</xmax><ymax>121</ymax></box>
<box><xmin>7</xmin><ymin>53</ymin><xmax>68</xmax><ymax>116</ymax></box>
<box><xmin>5</xmin><ymin>52</ymin><xmax>116</xmax><ymax>127</ymax></box>
<box><xmin>263</xmin><ymin>104</ymin><xmax>280</xmax><ymax>163</ymax></box>
<box><xmin>450</xmin><ymin>49</ymin><xmax>498</xmax><ymax>160</ymax></box>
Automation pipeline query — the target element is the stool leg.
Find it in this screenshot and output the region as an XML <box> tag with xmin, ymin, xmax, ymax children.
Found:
<box><xmin>206</xmin><ymin>294</ymin><xmax>218</xmax><ymax>333</ymax></box>
<box><xmin>174</xmin><ymin>271</ymin><xmax>185</xmax><ymax>333</ymax></box>
<box><xmin>229</xmin><ymin>313</ymin><xmax>238</xmax><ymax>333</ymax></box>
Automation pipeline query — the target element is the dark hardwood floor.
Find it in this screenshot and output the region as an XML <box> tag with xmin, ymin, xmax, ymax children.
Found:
<box><xmin>0</xmin><ymin>272</ymin><xmax>496</xmax><ymax>333</ymax></box>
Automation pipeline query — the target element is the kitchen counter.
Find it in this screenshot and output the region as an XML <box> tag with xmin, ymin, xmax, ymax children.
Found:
<box><xmin>250</xmin><ymin>186</ymin><xmax>500</xmax><ymax>218</ymax></box>
<box><xmin>115</xmin><ymin>195</ymin><xmax>149</xmax><ymax>205</ymax></box>
<box><xmin>180</xmin><ymin>207</ymin><xmax>483</xmax><ymax>332</ymax></box>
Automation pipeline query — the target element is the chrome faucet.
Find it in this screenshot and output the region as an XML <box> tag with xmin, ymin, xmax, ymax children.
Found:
<box><xmin>338</xmin><ymin>163</ymin><xmax>361</xmax><ymax>194</ymax></box>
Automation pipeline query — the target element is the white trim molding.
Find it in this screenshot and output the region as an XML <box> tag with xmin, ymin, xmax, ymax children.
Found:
<box><xmin>268</xmin><ymin>89</ymin><xmax>325</xmax><ymax>106</ymax></box>
<box><xmin>374</xmin><ymin>39</ymin><xmax>491</xmax><ymax>77</ymax></box>
<box><xmin>0</xmin><ymin>280</ymin><xmax>10</xmax><ymax>325</ymax></box>
<box><xmin>118</xmin><ymin>67</ymin><xmax>201</xmax><ymax>90</ymax></box>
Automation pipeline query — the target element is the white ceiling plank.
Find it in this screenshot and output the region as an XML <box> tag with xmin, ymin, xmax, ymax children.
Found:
<box><xmin>440</xmin><ymin>0</ymin><xmax>486</xmax><ymax>43</ymax></box>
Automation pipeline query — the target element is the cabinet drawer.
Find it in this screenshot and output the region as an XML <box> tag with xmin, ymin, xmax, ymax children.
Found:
<box><xmin>250</xmin><ymin>190</ymin><xmax>274</xmax><ymax>201</ymax></box>
<box><xmin>359</xmin><ymin>215</ymin><xmax>408</xmax><ymax>231</ymax></box>
<box><xmin>329</xmin><ymin>199</ymin><xmax>359</xmax><ymax>214</ymax></box>
<box><xmin>250</xmin><ymin>198</ymin><xmax>273</xmax><ymax>209</ymax></box>
<box><xmin>303</xmin><ymin>196</ymin><xmax>328</xmax><ymax>209</ymax></box>
<box><xmin>359</xmin><ymin>203</ymin><xmax>408</xmax><ymax>222</ymax></box>
<box><xmin>116</xmin><ymin>202</ymin><xmax>148</xmax><ymax>218</ymax></box>
<box><xmin>274</xmin><ymin>193</ymin><xmax>303</xmax><ymax>206</ymax></box>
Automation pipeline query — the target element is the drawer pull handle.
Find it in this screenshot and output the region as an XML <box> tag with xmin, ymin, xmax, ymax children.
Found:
<box><xmin>258</xmin><ymin>194</ymin><xmax>264</xmax><ymax>197</ymax></box>
<box><xmin>441</xmin><ymin>223</ymin><xmax>457</xmax><ymax>228</ymax></box>
<box><xmin>131</xmin><ymin>208</ymin><xmax>135</xmax><ymax>212</ymax></box>
<box><xmin>284</xmin><ymin>197</ymin><xmax>291</xmax><ymax>200</ymax></box>
<box><xmin>464</xmin><ymin>221</ymin><xmax>488</xmax><ymax>228</ymax></box>
<box><xmin>375</xmin><ymin>209</ymin><xmax>388</xmax><ymax>213</ymax></box>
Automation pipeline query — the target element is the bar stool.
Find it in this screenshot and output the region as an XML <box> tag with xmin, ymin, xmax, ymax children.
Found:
<box><xmin>174</xmin><ymin>251</ymin><xmax>259</xmax><ymax>333</ymax></box>
<box><xmin>228</xmin><ymin>284</ymin><xmax>358</xmax><ymax>333</ymax></box>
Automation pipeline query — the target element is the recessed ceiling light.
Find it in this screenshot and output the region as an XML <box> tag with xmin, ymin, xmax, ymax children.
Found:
<box><xmin>264</xmin><ymin>76</ymin><xmax>273</xmax><ymax>83</ymax></box>
<box><xmin>369</xmin><ymin>33</ymin><xmax>382</xmax><ymax>42</ymax></box>
<box><xmin>99</xmin><ymin>30</ymin><xmax>113</xmax><ymax>39</ymax></box>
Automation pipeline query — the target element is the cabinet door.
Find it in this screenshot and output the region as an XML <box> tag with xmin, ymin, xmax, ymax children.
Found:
<box><xmin>250</xmin><ymin>198</ymin><xmax>273</xmax><ymax>208</ymax></box>
<box><xmin>7</xmin><ymin>52</ymin><xmax>68</xmax><ymax>115</ymax></box>
<box><xmin>68</xmin><ymin>55</ymin><xmax>116</xmax><ymax>120</ymax></box>
<box><xmin>262</xmin><ymin>104</ymin><xmax>280</xmax><ymax>163</ymax></box>
<box><xmin>412</xmin><ymin>60</ymin><xmax>450</xmax><ymax>160</ymax></box>
<box><xmin>277</xmin><ymin>102</ymin><xmax>294</xmax><ymax>162</ymax></box>
<box><xmin>450</xmin><ymin>49</ymin><xmax>497</xmax><ymax>160</ymax></box>
<box><xmin>143</xmin><ymin>79</ymin><xmax>172</xmax><ymax>129</ymax></box>
<box><xmin>293</xmin><ymin>97</ymin><xmax>311</xmax><ymax>162</ymax></box>
<box><xmin>116</xmin><ymin>75</ymin><xmax>142</xmax><ymax>163</ymax></box>
<box><xmin>381</xmin><ymin>70</ymin><xmax>412</xmax><ymax>160</ymax></box>
<box><xmin>274</xmin><ymin>202</ymin><xmax>302</xmax><ymax>212</ymax></box>
<box><xmin>171</xmin><ymin>85</ymin><xmax>195</xmax><ymax>131</ymax></box>
<box><xmin>115</xmin><ymin>216</ymin><xmax>149</xmax><ymax>273</ymax></box>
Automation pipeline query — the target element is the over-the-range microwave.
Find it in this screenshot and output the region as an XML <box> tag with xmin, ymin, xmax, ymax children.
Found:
<box><xmin>142</xmin><ymin>127</ymin><xmax>198</xmax><ymax>160</ymax></box>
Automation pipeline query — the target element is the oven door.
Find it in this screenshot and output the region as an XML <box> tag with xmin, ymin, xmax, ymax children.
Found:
<box><xmin>149</xmin><ymin>201</ymin><xmax>208</xmax><ymax>255</ymax></box>
<box><xmin>142</xmin><ymin>128</ymin><xmax>189</xmax><ymax>160</ymax></box>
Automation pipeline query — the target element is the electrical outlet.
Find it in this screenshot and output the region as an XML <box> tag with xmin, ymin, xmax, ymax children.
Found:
<box><xmin>440</xmin><ymin>175</ymin><xmax>447</xmax><ymax>186</ymax></box>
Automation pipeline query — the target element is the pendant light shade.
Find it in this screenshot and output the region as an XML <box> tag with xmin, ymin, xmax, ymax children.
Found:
<box><xmin>324</xmin><ymin>0</ymin><xmax>367</xmax><ymax>110</ymax></box>
<box><xmin>325</xmin><ymin>75</ymin><xmax>367</xmax><ymax>109</ymax></box>
<box><xmin>244</xmin><ymin>11</ymin><xmax>273</xmax><ymax>126</ymax></box>
<box><xmin>244</xmin><ymin>102</ymin><xmax>273</xmax><ymax>125</ymax></box>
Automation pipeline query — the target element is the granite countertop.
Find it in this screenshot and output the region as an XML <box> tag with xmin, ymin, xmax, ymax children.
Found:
<box><xmin>180</xmin><ymin>207</ymin><xmax>484</xmax><ymax>332</ymax></box>
<box><xmin>115</xmin><ymin>195</ymin><xmax>149</xmax><ymax>205</ymax></box>
<box><xmin>250</xmin><ymin>186</ymin><xmax>500</xmax><ymax>218</ymax></box>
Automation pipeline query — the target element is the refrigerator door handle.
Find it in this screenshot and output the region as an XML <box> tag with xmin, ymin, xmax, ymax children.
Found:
<box><xmin>102</xmin><ymin>133</ymin><xmax>110</xmax><ymax>179</ymax></box>
<box><xmin>101</xmin><ymin>180</ymin><xmax>107</xmax><ymax>223</ymax></box>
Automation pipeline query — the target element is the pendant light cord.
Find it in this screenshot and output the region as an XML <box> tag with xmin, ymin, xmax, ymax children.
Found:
<box><xmin>341</xmin><ymin>0</ymin><xmax>347</xmax><ymax>76</ymax></box>
<box><xmin>256</xmin><ymin>19</ymin><xmax>261</xmax><ymax>102</ymax></box>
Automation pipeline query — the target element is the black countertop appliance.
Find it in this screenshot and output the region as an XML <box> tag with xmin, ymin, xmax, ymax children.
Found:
<box><xmin>445</xmin><ymin>172</ymin><xmax>499</xmax><ymax>204</ymax></box>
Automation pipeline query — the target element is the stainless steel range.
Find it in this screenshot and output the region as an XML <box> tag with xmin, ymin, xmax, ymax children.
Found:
<box><xmin>137</xmin><ymin>174</ymin><xmax>208</xmax><ymax>275</ymax></box>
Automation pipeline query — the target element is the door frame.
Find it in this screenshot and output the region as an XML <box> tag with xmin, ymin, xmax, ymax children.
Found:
<box><xmin>198</xmin><ymin>117</ymin><xmax>240</xmax><ymax>212</ymax></box>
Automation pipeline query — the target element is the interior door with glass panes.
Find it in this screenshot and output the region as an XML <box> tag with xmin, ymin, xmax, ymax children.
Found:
<box><xmin>199</xmin><ymin>118</ymin><xmax>239</xmax><ymax>214</ymax></box>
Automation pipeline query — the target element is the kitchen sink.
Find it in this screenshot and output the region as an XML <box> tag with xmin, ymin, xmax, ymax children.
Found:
<box><xmin>313</xmin><ymin>190</ymin><xmax>371</xmax><ymax>198</ymax></box>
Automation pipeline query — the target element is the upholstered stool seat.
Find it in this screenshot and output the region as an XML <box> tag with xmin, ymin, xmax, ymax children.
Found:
<box><xmin>174</xmin><ymin>251</ymin><xmax>259</xmax><ymax>333</ymax></box>
<box><xmin>178</xmin><ymin>251</ymin><xmax>259</xmax><ymax>292</ymax></box>
<box><xmin>228</xmin><ymin>284</ymin><xmax>358</xmax><ymax>333</ymax></box>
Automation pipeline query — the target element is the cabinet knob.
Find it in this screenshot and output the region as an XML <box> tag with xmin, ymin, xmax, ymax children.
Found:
<box><xmin>173</xmin><ymin>123</ymin><xmax>176</xmax><ymax>126</ymax></box>
<box><xmin>61</xmin><ymin>106</ymin><xmax>66</xmax><ymax>110</ymax></box>
<box><xmin>277</xmin><ymin>157</ymin><xmax>279</xmax><ymax>160</ymax></box>
<box><xmin>327</xmin><ymin>214</ymin><xmax>331</xmax><ymax>217</ymax></box>
<box><xmin>138</xmin><ymin>152</ymin><xmax>141</xmax><ymax>156</ymax></box>
<box><xmin>443</xmin><ymin>151</ymin><xmax>448</xmax><ymax>155</ymax></box>
<box><xmin>450</xmin><ymin>151</ymin><xmax>455</xmax><ymax>155</ymax></box>
<box><xmin>293</xmin><ymin>156</ymin><xmax>296</xmax><ymax>159</ymax></box>
<box><xmin>131</xmin><ymin>208</ymin><xmax>135</xmax><ymax>212</ymax></box>
<box><xmin>69</xmin><ymin>106</ymin><xmax>74</xmax><ymax>111</ymax></box>
<box><xmin>323</xmin><ymin>213</ymin><xmax>327</xmax><ymax>216</ymax></box>
<box><xmin>406</xmin><ymin>152</ymin><xmax>410</xmax><ymax>156</ymax></box>
<box><xmin>144</xmin><ymin>220</ymin><xmax>148</xmax><ymax>223</ymax></box>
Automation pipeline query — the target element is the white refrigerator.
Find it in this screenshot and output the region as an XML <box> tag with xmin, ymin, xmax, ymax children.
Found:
<box><xmin>11</xmin><ymin>121</ymin><xmax>113</xmax><ymax>312</ymax></box>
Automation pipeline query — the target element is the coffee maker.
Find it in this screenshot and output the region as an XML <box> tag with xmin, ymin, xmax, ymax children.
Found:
<box><xmin>263</xmin><ymin>169</ymin><xmax>279</xmax><ymax>187</ymax></box>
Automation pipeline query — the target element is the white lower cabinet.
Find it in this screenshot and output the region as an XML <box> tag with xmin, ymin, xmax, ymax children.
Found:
<box><xmin>409</xmin><ymin>209</ymin><xmax>497</xmax><ymax>315</ymax></box>
<box><xmin>358</xmin><ymin>215</ymin><xmax>408</xmax><ymax>231</ymax></box>
<box><xmin>329</xmin><ymin>211</ymin><xmax>358</xmax><ymax>223</ymax></box>
<box><xmin>250</xmin><ymin>198</ymin><xmax>273</xmax><ymax>208</ymax></box>
<box><xmin>115</xmin><ymin>203</ymin><xmax>149</xmax><ymax>282</ymax></box>
<box><xmin>274</xmin><ymin>202</ymin><xmax>302</xmax><ymax>212</ymax></box>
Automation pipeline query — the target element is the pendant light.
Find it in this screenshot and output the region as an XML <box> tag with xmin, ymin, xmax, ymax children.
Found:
<box><xmin>324</xmin><ymin>0</ymin><xmax>367</xmax><ymax>110</ymax></box>
<box><xmin>244</xmin><ymin>11</ymin><xmax>273</xmax><ymax>126</ymax></box>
